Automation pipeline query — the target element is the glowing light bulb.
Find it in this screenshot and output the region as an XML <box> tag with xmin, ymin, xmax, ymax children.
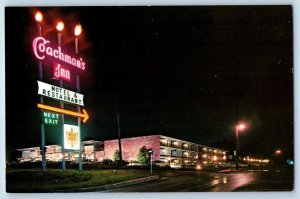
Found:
<box><xmin>56</xmin><ymin>21</ymin><xmax>64</xmax><ymax>32</ymax></box>
<box><xmin>75</xmin><ymin>24</ymin><xmax>82</xmax><ymax>36</ymax></box>
<box><xmin>35</xmin><ymin>11</ymin><xmax>43</xmax><ymax>22</ymax></box>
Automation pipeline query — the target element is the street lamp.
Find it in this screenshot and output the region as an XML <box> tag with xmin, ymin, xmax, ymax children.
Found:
<box><xmin>275</xmin><ymin>149</ymin><xmax>282</xmax><ymax>155</ymax></box>
<box><xmin>235</xmin><ymin>123</ymin><xmax>246</xmax><ymax>170</ymax></box>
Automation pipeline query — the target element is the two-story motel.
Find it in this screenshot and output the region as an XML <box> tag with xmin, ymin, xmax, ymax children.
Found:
<box><xmin>17</xmin><ymin>135</ymin><xmax>227</xmax><ymax>166</ymax></box>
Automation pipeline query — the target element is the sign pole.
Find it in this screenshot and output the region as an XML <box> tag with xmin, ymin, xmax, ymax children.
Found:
<box><xmin>77</xmin><ymin>75</ymin><xmax>82</xmax><ymax>170</ymax></box>
<box><xmin>60</xmin><ymin>79</ymin><xmax>66</xmax><ymax>170</ymax></box>
<box><xmin>58</xmin><ymin>32</ymin><xmax>66</xmax><ymax>171</ymax></box>
<box><xmin>39</xmin><ymin>62</ymin><xmax>46</xmax><ymax>172</ymax></box>
<box><xmin>37</xmin><ymin>21</ymin><xmax>46</xmax><ymax>172</ymax></box>
<box><xmin>75</xmin><ymin>36</ymin><xmax>82</xmax><ymax>171</ymax></box>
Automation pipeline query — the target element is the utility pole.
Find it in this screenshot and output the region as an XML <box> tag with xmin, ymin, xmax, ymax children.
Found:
<box><xmin>116</xmin><ymin>96</ymin><xmax>123</xmax><ymax>167</ymax></box>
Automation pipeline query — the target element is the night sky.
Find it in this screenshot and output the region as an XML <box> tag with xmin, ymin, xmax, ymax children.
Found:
<box><xmin>5</xmin><ymin>6</ymin><xmax>293</xmax><ymax>159</ymax></box>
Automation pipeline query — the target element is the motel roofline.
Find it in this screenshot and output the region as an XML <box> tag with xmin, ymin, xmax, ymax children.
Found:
<box><xmin>105</xmin><ymin>134</ymin><xmax>228</xmax><ymax>153</ymax></box>
<box><xmin>17</xmin><ymin>140</ymin><xmax>103</xmax><ymax>151</ymax></box>
<box><xmin>16</xmin><ymin>135</ymin><xmax>227</xmax><ymax>153</ymax></box>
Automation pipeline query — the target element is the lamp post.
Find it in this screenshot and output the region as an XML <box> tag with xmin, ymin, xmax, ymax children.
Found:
<box><xmin>35</xmin><ymin>11</ymin><xmax>46</xmax><ymax>172</ymax></box>
<box><xmin>56</xmin><ymin>21</ymin><xmax>65</xmax><ymax>171</ymax></box>
<box><xmin>148</xmin><ymin>149</ymin><xmax>153</xmax><ymax>175</ymax></box>
<box><xmin>74</xmin><ymin>24</ymin><xmax>83</xmax><ymax>171</ymax></box>
<box><xmin>235</xmin><ymin>123</ymin><xmax>246</xmax><ymax>170</ymax></box>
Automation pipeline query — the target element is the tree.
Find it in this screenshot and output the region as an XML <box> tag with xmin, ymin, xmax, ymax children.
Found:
<box><xmin>113</xmin><ymin>150</ymin><xmax>120</xmax><ymax>161</ymax></box>
<box><xmin>137</xmin><ymin>146</ymin><xmax>149</xmax><ymax>164</ymax></box>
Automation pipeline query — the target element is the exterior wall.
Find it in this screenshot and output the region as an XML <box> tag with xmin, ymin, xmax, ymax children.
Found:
<box><xmin>160</xmin><ymin>135</ymin><xmax>227</xmax><ymax>165</ymax></box>
<box><xmin>198</xmin><ymin>146</ymin><xmax>227</xmax><ymax>165</ymax></box>
<box><xmin>160</xmin><ymin>135</ymin><xmax>199</xmax><ymax>164</ymax></box>
<box><xmin>18</xmin><ymin>141</ymin><xmax>104</xmax><ymax>163</ymax></box>
<box><xmin>21</xmin><ymin>148</ymin><xmax>41</xmax><ymax>161</ymax></box>
<box><xmin>104</xmin><ymin>135</ymin><xmax>161</xmax><ymax>161</ymax></box>
<box><xmin>17</xmin><ymin>137</ymin><xmax>227</xmax><ymax>165</ymax></box>
<box><xmin>94</xmin><ymin>151</ymin><xmax>105</xmax><ymax>162</ymax></box>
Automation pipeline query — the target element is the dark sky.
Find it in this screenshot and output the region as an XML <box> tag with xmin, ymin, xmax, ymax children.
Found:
<box><xmin>5</xmin><ymin>6</ymin><xmax>293</xmax><ymax>158</ymax></box>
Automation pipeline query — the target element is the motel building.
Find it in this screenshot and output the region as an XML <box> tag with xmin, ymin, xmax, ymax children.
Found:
<box><xmin>104</xmin><ymin>135</ymin><xmax>227</xmax><ymax>166</ymax></box>
<box><xmin>17</xmin><ymin>140</ymin><xmax>104</xmax><ymax>163</ymax></box>
<box><xmin>17</xmin><ymin>135</ymin><xmax>227</xmax><ymax>167</ymax></box>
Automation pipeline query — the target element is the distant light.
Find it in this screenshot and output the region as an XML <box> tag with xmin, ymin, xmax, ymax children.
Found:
<box><xmin>286</xmin><ymin>159</ymin><xmax>294</xmax><ymax>165</ymax></box>
<box><xmin>237</xmin><ymin>123</ymin><xmax>246</xmax><ymax>130</ymax></box>
<box><xmin>196</xmin><ymin>165</ymin><xmax>201</xmax><ymax>170</ymax></box>
<box><xmin>56</xmin><ymin>21</ymin><xmax>64</xmax><ymax>32</ymax></box>
<box><xmin>75</xmin><ymin>24</ymin><xmax>82</xmax><ymax>36</ymax></box>
<box><xmin>213</xmin><ymin>155</ymin><xmax>218</xmax><ymax>161</ymax></box>
<box><xmin>275</xmin><ymin>150</ymin><xmax>282</xmax><ymax>155</ymax></box>
<box><xmin>35</xmin><ymin>11</ymin><xmax>43</xmax><ymax>23</ymax></box>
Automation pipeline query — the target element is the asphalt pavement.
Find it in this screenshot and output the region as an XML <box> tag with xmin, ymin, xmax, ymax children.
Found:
<box><xmin>103</xmin><ymin>167</ymin><xmax>293</xmax><ymax>192</ymax></box>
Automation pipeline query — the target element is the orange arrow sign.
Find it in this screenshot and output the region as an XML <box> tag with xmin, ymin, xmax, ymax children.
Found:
<box><xmin>37</xmin><ymin>103</ymin><xmax>89</xmax><ymax>123</ymax></box>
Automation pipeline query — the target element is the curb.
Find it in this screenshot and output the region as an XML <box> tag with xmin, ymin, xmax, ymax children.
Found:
<box><xmin>61</xmin><ymin>175</ymin><xmax>160</xmax><ymax>192</ymax></box>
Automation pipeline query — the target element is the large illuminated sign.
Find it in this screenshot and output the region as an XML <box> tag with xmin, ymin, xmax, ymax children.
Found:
<box><xmin>64</xmin><ymin>124</ymin><xmax>80</xmax><ymax>150</ymax></box>
<box><xmin>53</xmin><ymin>63</ymin><xmax>71</xmax><ymax>81</ymax></box>
<box><xmin>37</xmin><ymin>103</ymin><xmax>89</xmax><ymax>123</ymax></box>
<box><xmin>43</xmin><ymin>111</ymin><xmax>59</xmax><ymax>125</ymax></box>
<box><xmin>32</xmin><ymin>36</ymin><xmax>86</xmax><ymax>70</ymax></box>
<box><xmin>37</xmin><ymin>81</ymin><xmax>84</xmax><ymax>106</ymax></box>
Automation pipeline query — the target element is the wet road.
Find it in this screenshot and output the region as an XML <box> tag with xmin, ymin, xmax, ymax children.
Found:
<box><xmin>104</xmin><ymin>168</ymin><xmax>293</xmax><ymax>192</ymax></box>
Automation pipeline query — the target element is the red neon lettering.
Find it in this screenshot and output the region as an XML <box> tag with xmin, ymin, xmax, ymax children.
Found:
<box><xmin>32</xmin><ymin>36</ymin><xmax>86</xmax><ymax>70</ymax></box>
<box><xmin>53</xmin><ymin>63</ymin><xmax>71</xmax><ymax>81</ymax></box>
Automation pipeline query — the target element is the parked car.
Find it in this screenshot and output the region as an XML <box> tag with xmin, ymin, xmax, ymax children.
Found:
<box><xmin>170</xmin><ymin>163</ymin><xmax>182</xmax><ymax>169</ymax></box>
<box><xmin>182</xmin><ymin>164</ymin><xmax>202</xmax><ymax>170</ymax></box>
<box><xmin>114</xmin><ymin>160</ymin><xmax>129</xmax><ymax>166</ymax></box>
<box><xmin>100</xmin><ymin>159</ymin><xmax>114</xmax><ymax>165</ymax></box>
<box><xmin>152</xmin><ymin>160</ymin><xmax>169</xmax><ymax>167</ymax></box>
<box><xmin>128</xmin><ymin>161</ymin><xmax>146</xmax><ymax>166</ymax></box>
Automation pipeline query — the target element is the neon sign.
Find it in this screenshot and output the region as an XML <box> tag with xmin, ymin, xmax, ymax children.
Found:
<box><xmin>38</xmin><ymin>103</ymin><xmax>89</xmax><ymax>123</ymax></box>
<box><xmin>37</xmin><ymin>81</ymin><xmax>84</xmax><ymax>106</ymax></box>
<box><xmin>54</xmin><ymin>63</ymin><xmax>71</xmax><ymax>81</ymax></box>
<box><xmin>43</xmin><ymin>111</ymin><xmax>59</xmax><ymax>125</ymax></box>
<box><xmin>32</xmin><ymin>36</ymin><xmax>86</xmax><ymax>70</ymax></box>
